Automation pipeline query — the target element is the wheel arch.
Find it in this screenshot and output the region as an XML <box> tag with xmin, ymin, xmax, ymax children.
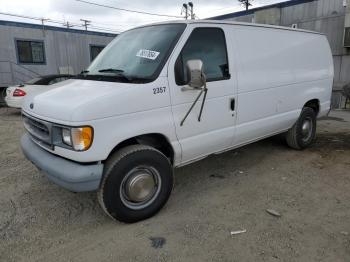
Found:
<box><xmin>106</xmin><ymin>133</ymin><xmax>175</xmax><ymax>165</ymax></box>
<box><xmin>303</xmin><ymin>99</ymin><xmax>320</xmax><ymax>115</ymax></box>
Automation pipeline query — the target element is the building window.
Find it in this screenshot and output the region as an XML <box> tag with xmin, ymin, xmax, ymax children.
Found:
<box><xmin>16</xmin><ymin>40</ymin><xmax>45</xmax><ymax>64</ymax></box>
<box><xmin>345</xmin><ymin>27</ymin><xmax>350</xmax><ymax>47</ymax></box>
<box><xmin>90</xmin><ymin>45</ymin><xmax>105</xmax><ymax>61</ymax></box>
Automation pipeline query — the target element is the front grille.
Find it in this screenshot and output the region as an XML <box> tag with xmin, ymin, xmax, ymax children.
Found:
<box><xmin>23</xmin><ymin>114</ymin><xmax>52</xmax><ymax>148</ymax></box>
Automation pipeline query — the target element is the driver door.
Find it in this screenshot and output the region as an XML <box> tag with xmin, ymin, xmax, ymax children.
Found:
<box><xmin>168</xmin><ymin>25</ymin><xmax>237</xmax><ymax>164</ymax></box>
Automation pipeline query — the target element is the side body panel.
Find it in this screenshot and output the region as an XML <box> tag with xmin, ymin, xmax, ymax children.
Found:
<box><xmin>229</xmin><ymin>25</ymin><xmax>333</xmax><ymax>146</ymax></box>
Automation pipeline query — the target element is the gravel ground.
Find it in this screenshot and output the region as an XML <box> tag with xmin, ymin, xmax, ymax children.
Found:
<box><xmin>0</xmin><ymin>107</ymin><xmax>349</xmax><ymax>262</ymax></box>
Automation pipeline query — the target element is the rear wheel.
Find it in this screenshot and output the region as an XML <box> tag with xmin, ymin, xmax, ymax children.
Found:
<box><xmin>98</xmin><ymin>145</ymin><xmax>173</xmax><ymax>223</ymax></box>
<box><xmin>286</xmin><ymin>107</ymin><xmax>317</xmax><ymax>150</ymax></box>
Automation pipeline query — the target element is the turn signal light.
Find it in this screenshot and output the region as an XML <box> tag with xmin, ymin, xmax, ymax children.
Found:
<box><xmin>71</xmin><ymin>127</ymin><xmax>93</xmax><ymax>151</ymax></box>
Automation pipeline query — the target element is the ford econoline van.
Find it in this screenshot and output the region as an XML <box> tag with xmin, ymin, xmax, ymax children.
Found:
<box><xmin>21</xmin><ymin>20</ymin><xmax>334</xmax><ymax>223</ymax></box>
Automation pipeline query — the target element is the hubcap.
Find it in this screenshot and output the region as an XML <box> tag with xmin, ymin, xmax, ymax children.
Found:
<box><xmin>120</xmin><ymin>166</ymin><xmax>161</xmax><ymax>210</ymax></box>
<box><xmin>126</xmin><ymin>172</ymin><xmax>155</xmax><ymax>202</ymax></box>
<box><xmin>301</xmin><ymin>117</ymin><xmax>312</xmax><ymax>141</ymax></box>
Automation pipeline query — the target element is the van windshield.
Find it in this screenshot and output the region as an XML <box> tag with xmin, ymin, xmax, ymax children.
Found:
<box><xmin>85</xmin><ymin>23</ymin><xmax>186</xmax><ymax>83</ymax></box>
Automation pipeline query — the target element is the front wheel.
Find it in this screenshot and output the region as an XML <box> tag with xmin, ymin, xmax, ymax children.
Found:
<box><xmin>285</xmin><ymin>107</ymin><xmax>317</xmax><ymax>150</ymax></box>
<box><xmin>98</xmin><ymin>145</ymin><xmax>173</xmax><ymax>223</ymax></box>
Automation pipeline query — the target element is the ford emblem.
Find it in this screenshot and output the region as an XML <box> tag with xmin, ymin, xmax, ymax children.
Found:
<box><xmin>30</xmin><ymin>103</ymin><xmax>34</xmax><ymax>109</ymax></box>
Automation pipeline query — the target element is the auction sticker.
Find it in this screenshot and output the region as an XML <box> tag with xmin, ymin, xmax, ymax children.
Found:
<box><xmin>136</xmin><ymin>49</ymin><xmax>160</xmax><ymax>60</ymax></box>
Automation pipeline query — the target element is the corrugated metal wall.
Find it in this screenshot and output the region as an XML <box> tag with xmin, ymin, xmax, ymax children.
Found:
<box><xmin>0</xmin><ymin>22</ymin><xmax>115</xmax><ymax>86</ymax></box>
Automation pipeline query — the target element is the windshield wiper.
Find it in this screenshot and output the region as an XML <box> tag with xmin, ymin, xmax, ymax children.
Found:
<box><xmin>98</xmin><ymin>68</ymin><xmax>125</xmax><ymax>73</ymax></box>
<box><xmin>98</xmin><ymin>68</ymin><xmax>133</xmax><ymax>82</ymax></box>
<box><xmin>76</xmin><ymin>68</ymin><xmax>151</xmax><ymax>83</ymax></box>
<box><xmin>80</xmin><ymin>70</ymin><xmax>89</xmax><ymax>74</ymax></box>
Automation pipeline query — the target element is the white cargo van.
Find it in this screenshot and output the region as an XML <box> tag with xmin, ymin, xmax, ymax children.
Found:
<box><xmin>21</xmin><ymin>20</ymin><xmax>333</xmax><ymax>223</ymax></box>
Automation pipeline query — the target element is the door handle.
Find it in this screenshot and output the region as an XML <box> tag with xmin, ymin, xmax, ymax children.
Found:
<box><xmin>230</xmin><ymin>98</ymin><xmax>235</xmax><ymax>111</ymax></box>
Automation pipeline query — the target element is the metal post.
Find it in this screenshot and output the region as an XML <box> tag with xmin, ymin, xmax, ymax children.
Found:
<box><xmin>80</xmin><ymin>19</ymin><xmax>91</xmax><ymax>31</ymax></box>
<box><xmin>238</xmin><ymin>0</ymin><xmax>252</xmax><ymax>11</ymax></box>
<box><xmin>41</xmin><ymin>18</ymin><xmax>48</xmax><ymax>37</ymax></box>
<box><xmin>64</xmin><ymin>22</ymin><xmax>72</xmax><ymax>29</ymax></box>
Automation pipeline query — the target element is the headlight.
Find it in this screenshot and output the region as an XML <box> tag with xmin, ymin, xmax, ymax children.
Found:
<box><xmin>62</xmin><ymin>128</ymin><xmax>72</xmax><ymax>146</ymax></box>
<box><xmin>61</xmin><ymin>126</ymin><xmax>93</xmax><ymax>151</ymax></box>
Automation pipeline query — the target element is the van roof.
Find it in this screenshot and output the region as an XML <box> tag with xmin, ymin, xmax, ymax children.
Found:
<box><xmin>144</xmin><ymin>19</ymin><xmax>324</xmax><ymax>36</ymax></box>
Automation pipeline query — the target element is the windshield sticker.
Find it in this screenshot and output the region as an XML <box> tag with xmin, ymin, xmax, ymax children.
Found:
<box><xmin>136</xmin><ymin>49</ymin><xmax>160</xmax><ymax>60</ymax></box>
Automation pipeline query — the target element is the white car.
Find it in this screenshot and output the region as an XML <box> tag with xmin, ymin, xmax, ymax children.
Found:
<box><xmin>21</xmin><ymin>20</ymin><xmax>333</xmax><ymax>223</ymax></box>
<box><xmin>5</xmin><ymin>75</ymin><xmax>72</xmax><ymax>108</ymax></box>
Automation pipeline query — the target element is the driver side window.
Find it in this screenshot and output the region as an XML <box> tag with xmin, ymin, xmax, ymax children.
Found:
<box><xmin>175</xmin><ymin>27</ymin><xmax>230</xmax><ymax>85</ymax></box>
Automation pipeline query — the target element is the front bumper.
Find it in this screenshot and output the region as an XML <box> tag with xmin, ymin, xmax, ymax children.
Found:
<box><xmin>21</xmin><ymin>133</ymin><xmax>103</xmax><ymax>192</ymax></box>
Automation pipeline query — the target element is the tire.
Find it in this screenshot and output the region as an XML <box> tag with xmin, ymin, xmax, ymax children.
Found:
<box><xmin>286</xmin><ymin>107</ymin><xmax>317</xmax><ymax>150</ymax></box>
<box><xmin>98</xmin><ymin>145</ymin><xmax>173</xmax><ymax>223</ymax></box>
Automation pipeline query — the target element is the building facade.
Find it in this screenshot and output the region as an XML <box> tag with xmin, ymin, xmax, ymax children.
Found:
<box><xmin>0</xmin><ymin>20</ymin><xmax>116</xmax><ymax>87</ymax></box>
<box><xmin>210</xmin><ymin>0</ymin><xmax>350</xmax><ymax>107</ymax></box>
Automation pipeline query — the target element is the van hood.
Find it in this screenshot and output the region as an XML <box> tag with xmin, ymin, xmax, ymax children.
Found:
<box><xmin>22</xmin><ymin>78</ymin><xmax>169</xmax><ymax>123</ymax></box>
<box><xmin>22</xmin><ymin>79</ymin><xmax>130</xmax><ymax>122</ymax></box>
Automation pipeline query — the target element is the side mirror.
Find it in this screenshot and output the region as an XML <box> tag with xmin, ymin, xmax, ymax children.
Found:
<box><xmin>180</xmin><ymin>59</ymin><xmax>208</xmax><ymax>126</ymax></box>
<box><xmin>186</xmin><ymin>59</ymin><xmax>205</xmax><ymax>88</ymax></box>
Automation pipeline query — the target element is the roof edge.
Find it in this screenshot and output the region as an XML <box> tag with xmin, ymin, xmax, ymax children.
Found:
<box><xmin>0</xmin><ymin>20</ymin><xmax>117</xmax><ymax>37</ymax></box>
<box><xmin>208</xmin><ymin>0</ymin><xmax>316</xmax><ymax>20</ymax></box>
<box><xmin>140</xmin><ymin>19</ymin><xmax>323</xmax><ymax>35</ymax></box>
